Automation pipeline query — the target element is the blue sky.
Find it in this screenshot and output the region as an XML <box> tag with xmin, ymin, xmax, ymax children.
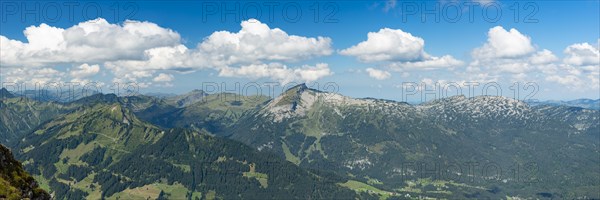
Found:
<box><xmin>0</xmin><ymin>0</ymin><xmax>598</xmax><ymax>102</ymax></box>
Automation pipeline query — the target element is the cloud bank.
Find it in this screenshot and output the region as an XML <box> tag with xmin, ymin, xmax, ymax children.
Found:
<box><xmin>0</xmin><ymin>18</ymin><xmax>334</xmax><ymax>86</ymax></box>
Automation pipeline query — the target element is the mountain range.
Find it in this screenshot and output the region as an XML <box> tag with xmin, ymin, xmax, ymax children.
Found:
<box><xmin>0</xmin><ymin>85</ymin><xmax>599</xmax><ymax>199</ymax></box>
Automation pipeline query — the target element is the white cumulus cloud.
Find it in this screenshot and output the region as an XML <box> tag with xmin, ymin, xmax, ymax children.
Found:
<box><xmin>469</xmin><ymin>26</ymin><xmax>559</xmax><ymax>74</ymax></box>
<box><xmin>218</xmin><ymin>63</ymin><xmax>332</xmax><ymax>84</ymax></box>
<box><xmin>529</xmin><ymin>49</ymin><xmax>558</xmax><ymax>65</ymax></box>
<box><xmin>542</xmin><ymin>41</ymin><xmax>599</xmax><ymax>90</ymax></box>
<box><xmin>340</xmin><ymin>28</ymin><xmax>462</xmax><ymax>70</ymax></box>
<box><xmin>472</xmin><ymin>26</ymin><xmax>535</xmax><ymax>59</ymax></box>
<box><xmin>0</xmin><ymin>18</ymin><xmax>181</xmax><ymax>68</ymax></box>
<box><xmin>200</xmin><ymin>19</ymin><xmax>333</xmax><ymax>66</ymax></box>
<box><xmin>1</xmin><ymin>18</ymin><xmax>335</xmax><ymax>86</ymax></box>
<box><xmin>153</xmin><ymin>73</ymin><xmax>175</xmax><ymax>82</ymax></box>
<box><xmin>365</xmin><ymin>68</ymin><xmax>391</xmax><ymax>80</ymax></box>
<box><xmin>389</xmin><ymin>55</ymin><xmax>464</xmax><ymax>70</ymax></box>
<box><xmin>340</xmin><ymin>28</ymin><xmax>426</xmax><ymax>62</ymax></box>
<box><xmin>70</xmin><ymin>64</ymin><xmax>100</xmax><ymax>78</ymax></box>
<box><xmin>1</xmin><ymin>68</ymin><xmax>65</xmax><ymax>84</ymax></box>
<box><xmin>545</xmin><ymin>75</ymin><xmax>584</xmax><ymax>89</ymax></box>
<box><xmin>563</xmin><ymin>42</ymin><xmax>599</xmax><ymax>66</ymax></box>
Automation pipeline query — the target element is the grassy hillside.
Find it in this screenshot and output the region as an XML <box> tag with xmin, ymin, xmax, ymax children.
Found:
<box><xmin>0</xmin><ymin>144</ymin><xmax>50</xmax><ymax>200</ymax></box>
<box><xmin>0</xmin><ymin>97</ymin><xmax>72</xmax><ymax>144</ymax></box>
<box><xmin>13</xmin><ymin>94</ymin><xmax>366</xmax><ymax>199</ymax></box>
<box><xmin>136</xmin><ymin>92</ymin><xmax>269</xmax><ymax>136</ymax></box>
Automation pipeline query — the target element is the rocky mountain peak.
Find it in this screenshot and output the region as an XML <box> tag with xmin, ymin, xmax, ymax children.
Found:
<box><xmin>262</xmin><ymin>83</ymin><xmax>413</xmax><ymax>122</ymax></box>
<box><xmin>0</xmin><ymin>88</ymin><xmax>15</xmax><ymax>99</ymax></box>
<box><xmin>285</xmin><ymin>83</ymin><xmax>308</xmax><ymax>92</ymax></box>
<box><xmin>261</xmin><ymin>83</ymin><xmax>324</xmax><ymax>122</ymax></box>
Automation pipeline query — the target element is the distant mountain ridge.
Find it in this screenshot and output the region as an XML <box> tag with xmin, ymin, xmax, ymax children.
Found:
<box><xmin>2</xmin><ymin>87</ymin><xmax>598</xmax><ymax>110</ymax></box>
<box><xmin>165</xmin><ymin>89</ymin><xmax>208</xmax><ymax>108</ymax></box>
<box><xmin>0</xmin><ymin>96</ymin><xmax>73</xmax><ymax>143</ymax></box>
<box><xmin>0</xmin><ymin>88</ymin><xmax>15</xmax><ymax>99</ymax></box>
<box><xmin>526</xmin><ymin>98</ymin><xmax>600</xmax><ymax>110</ymax></box>
<box><xmin>3</xmin><ymin>88</ymin><xmax>100</xmax><ymax>103</ymax></box>
<box><xmin>1</xmin><ymin>85</ymin><xmax>599</xmax><ymax>199</ymax></box>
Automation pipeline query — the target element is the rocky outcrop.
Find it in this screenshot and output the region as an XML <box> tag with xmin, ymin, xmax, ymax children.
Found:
<box><xmin>0</xmin><ymin>144</ymin><xmax>50</xmax><ymax>200</ymax></box>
